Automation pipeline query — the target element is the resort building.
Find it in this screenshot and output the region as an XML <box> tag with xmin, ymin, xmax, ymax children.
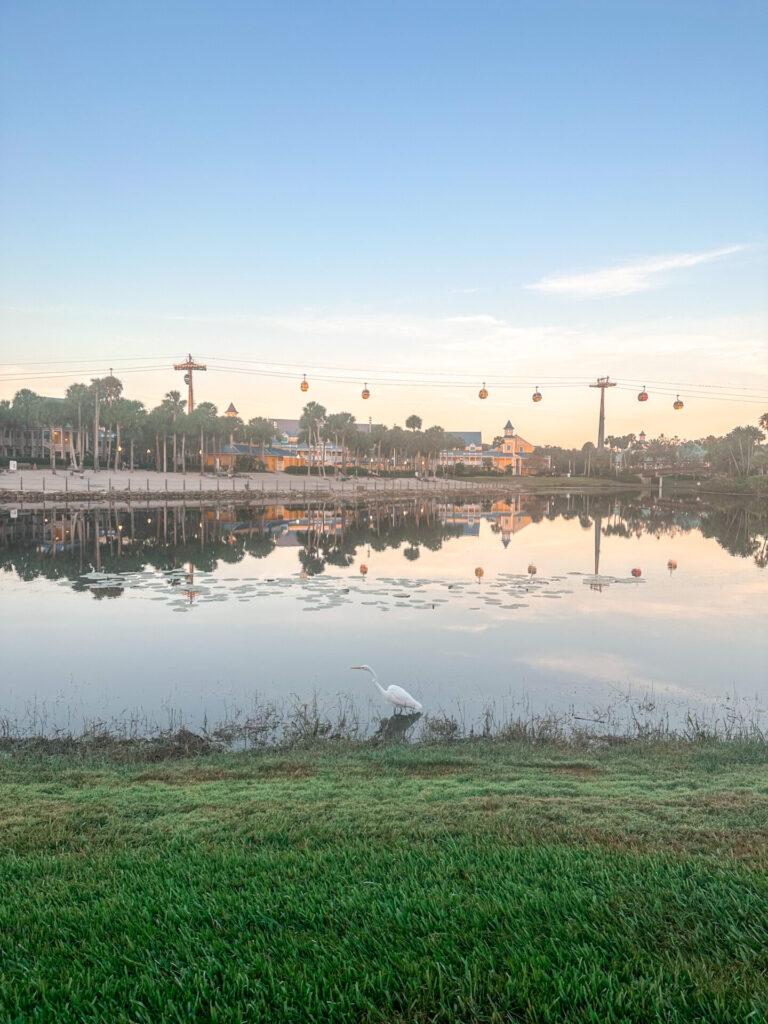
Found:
<box><xmin>439</xmin><ymin>421</ymin><xmax>539</xmax><ymax>474</ymax></box>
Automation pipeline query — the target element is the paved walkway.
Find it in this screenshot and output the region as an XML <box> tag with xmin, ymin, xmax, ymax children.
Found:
<box><xmin>0</xmin><ymin>468</ymin><xmax>502</xmax><ymax>498</ymax></box>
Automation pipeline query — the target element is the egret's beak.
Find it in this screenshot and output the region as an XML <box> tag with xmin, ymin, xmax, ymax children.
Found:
<box><xmin>350</xmin><ymin>666</ymin><xmax>362</xmax><ymax>670</ymax></box>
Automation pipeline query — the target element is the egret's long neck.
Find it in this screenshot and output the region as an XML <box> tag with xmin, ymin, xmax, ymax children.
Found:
<box><xmin>365</xmin><ymin>667</ymin><xmax>386</xmax><ymax>696</ymax></box>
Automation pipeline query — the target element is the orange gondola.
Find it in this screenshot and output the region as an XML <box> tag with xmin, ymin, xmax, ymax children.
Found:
<box><xmin>474</xmin><ymin>567</ymin><xmax>484</xmax><ymax>580</ymax></box>
<box><xmin>673</xmin><ymin>395</ymin><xmax>684</xmax><ymax>410</ymax></box>
<box><xmin>532</xmin><ymin>387</ymin><xmax>542</xmax><ymax>403</ymax></box>
<box><xmin>478</xmin><ymin>382</ymin><xmax>488</xmax><ymax>399</ymax></box>
<box><xmin>362</xmin><ymin>383</ymin><xmax>370</xmax><ymax>400</ymax></box>
<box><xmin>300</xmin><ymin>374</ymin><xmax>309</xmax><ymax>393</ymax></box>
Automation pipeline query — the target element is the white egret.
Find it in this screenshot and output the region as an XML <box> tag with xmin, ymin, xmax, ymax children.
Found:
<box><xmin>350</xmin><ymin>665</ymin><xmax>423</xmax><ymax>713</ymax></box>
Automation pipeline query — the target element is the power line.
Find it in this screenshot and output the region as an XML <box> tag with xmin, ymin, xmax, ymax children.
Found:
<box><xmin>1</xmin><ymin>358</ymin><xmax>766</xmax><ymax>405</ymax></box>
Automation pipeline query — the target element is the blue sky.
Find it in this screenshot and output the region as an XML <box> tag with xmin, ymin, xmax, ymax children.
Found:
<box><xmin>1</xmin><ymin>0</ymin><xmax>766</xmax><ymax>443</ymax></box>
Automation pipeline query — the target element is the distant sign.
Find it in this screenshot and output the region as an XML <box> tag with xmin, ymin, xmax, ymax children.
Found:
<box><xmin>10</xmin><ymin>509</ymin><xmax>18</xmax><ymax>519</ymax></box>
<box><xmin>9</xmin><ymin>460</ymin><xmax>17</xmax><ymax>472</ymax></box>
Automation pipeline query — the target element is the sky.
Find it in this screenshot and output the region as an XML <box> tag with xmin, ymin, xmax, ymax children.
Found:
<box><xmin>1</xmin><ymin>0</ymin><xmax>766</xmax><ymax>446</ymax></box>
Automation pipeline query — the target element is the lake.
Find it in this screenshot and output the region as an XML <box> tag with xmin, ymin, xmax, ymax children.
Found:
<box><xmin>1</xmin><ymin>493</ymin><xmax>766</xmax><ymax>737</ymax></box>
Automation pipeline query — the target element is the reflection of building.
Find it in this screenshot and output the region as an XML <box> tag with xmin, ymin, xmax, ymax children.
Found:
<box><xmin>489</xmin><ymin>500</ymin><xmax>533</xmax><ymax>547</ymax></box>
<box><xmin>439</xmin><ymin>422</ymin><xmax>540</xmax><ymax>474</ymax></box>
<box><xmin>436</xmin><ymin>498</ymin><xmax>534</xmax><ymax>544</ymax></box>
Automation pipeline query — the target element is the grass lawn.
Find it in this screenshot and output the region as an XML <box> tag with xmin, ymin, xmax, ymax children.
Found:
<box><xmin>1</xmin><ymin>740</ymin><xmax>766</xmax><ymax>1023</ymax></box>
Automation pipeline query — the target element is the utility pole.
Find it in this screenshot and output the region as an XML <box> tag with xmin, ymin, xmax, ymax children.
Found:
<box><xmin>173</xmin><ymin>353</ymin><xmax>207</xmax><ymax>413</ymax></box>
<box><xmin>589</xmin><ymin>376</ymin><xmax>616</xmax><ymax>448</ymax></box>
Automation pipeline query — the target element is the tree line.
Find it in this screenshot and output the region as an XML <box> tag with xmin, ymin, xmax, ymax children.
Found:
<box><xmin>0</xmin><ymin>380</ymin><xmax>464</xmax><ymax>474</ymax></box>
<box><xmin>537</xmin><ymin>418</ymin><xmax>768</xmax><ymax>478</ymax></box>
<box><xmin>2</xmin><ymin>378</ymin><xmax>765</xmax><ymax>478</ymax></box>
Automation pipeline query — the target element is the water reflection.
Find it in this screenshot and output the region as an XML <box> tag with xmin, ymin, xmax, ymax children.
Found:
<box><xmin>1</xmin><ymin>492</ymin><xmax>766</xmax><ymax>731</ymax></box>
<box><xmin>1</xmin><ymin>495</ymin><xmax>765</xmax><ymax>591</ymax></box>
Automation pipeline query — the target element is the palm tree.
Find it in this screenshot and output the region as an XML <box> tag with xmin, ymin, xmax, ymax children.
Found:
<box><xmin>324</xmin><ymin>412</ymin><xmax>356</xmax><ymax>473</ymax></box>
<box><xmin>161</xmin><ymin>390</ymin><xmax>186</xmax><ymax>472</ymax></box>
<box><xmin>88</xmin><ymin>378</ymin><xmax>121</xmax><ymax>471</ymax></box>
<box><xmin>759</xmin><ymin>412</ymin><xmax>768</xmax><ymax>433</ymax></box>
<box><xmin>119</xmin><ymin>400</ymin><xmax>146</xmax><ymax>470</ymax></box>
<box><xmin>190</xmin><ymin>402</ymin><xmax>218</xmax><ymax>474</ymax></box>
<box><xmin>369</xmin><ymin>423</ymin><xmax>388</xmax><ymax>473</ymax></box>
<box><xmin>65</xmin><ymin>383</ymin><xmax>90</xmax><ymax>467</ymax></box>
<box><xmin>11</xmin><ymin>389</ymin><xmax>42</xmax><ymax>460</ymax></box>
<box><xmin>406</xmin><ymin>414</ymin><xmax>422</xmax><ymax>432</ymax></box>
<box><xmin>299</xmin><ymin>401</ymin><xmax>327</xmax><ymax>476</ymax></box>
<box><xmin>98</xmin><ymin>375</ymin><xmax>123</xmax><ymax>468</ymax></box>
<box><xmin>247</xmin><ymin>417</ymin><xmax>279</xmax><ymax>465</ymax></box>
<box><xmin>385</xmin><ymin>425</ymin><xmax>409</xmax><ymax>472</ymax></box>
<box><xmin>423</xmin><ymin>425</ymin><xmax>448</xmax><ymax>478</ymax></box>
<box><xmin>39</xmin><ymin>397</ymin><xmax>63</xmax><ymax>470</ymax></box>
<box><xmin>0</xmin><ymin>400</ymin><xmax>11</xmax><ymax>456</ymax></box>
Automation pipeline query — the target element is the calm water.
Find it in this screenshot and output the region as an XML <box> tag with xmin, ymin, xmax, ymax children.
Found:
<box><xmin>1</xmin><ymin>494</ymin><xmax>766</xmax><ymax>734</ymax></box>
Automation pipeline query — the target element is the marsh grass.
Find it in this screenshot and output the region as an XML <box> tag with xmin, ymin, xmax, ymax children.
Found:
<box><xmin>1</xmin><ymin>689</ymin><xmax>764</xmax><ymax>763</ymax></box>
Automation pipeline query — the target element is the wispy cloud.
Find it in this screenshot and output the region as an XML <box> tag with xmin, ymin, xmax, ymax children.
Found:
<box><xmin>515</xmin><ymin>652</ymin><xmax>714</xmax><ymax>700</ymax></box>
<box><xmin>525</xmin><ymin>245</ymin><xmax>743</xmax><ymax>298</ymax></box>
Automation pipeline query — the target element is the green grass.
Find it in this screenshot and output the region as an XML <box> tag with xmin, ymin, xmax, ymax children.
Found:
<box><xmin>1</xmin><ymin>740</ymin><xmax>767</xmax><ymax>1022</ymax></box>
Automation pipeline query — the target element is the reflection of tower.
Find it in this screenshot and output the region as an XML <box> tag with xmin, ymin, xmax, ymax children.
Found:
<box><xmin>184</xmin><ymin>562</ymin><xmax>200</xmax><ymax>605</ymax></box>
<box><xmin>589</xmin><ymin>515</ymin><xmax>609</xmax><ymax>592</ymax></box>
<box><xmin>590</xmin><ymin>377</ymin><xmax>616</xmax><ymax>448</ymax></box>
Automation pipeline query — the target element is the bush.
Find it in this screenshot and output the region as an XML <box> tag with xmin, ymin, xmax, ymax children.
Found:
<box><xmin>284</xmin><ymin>465</ymin><xmax>338</xmax><ymax>476</ymax></box>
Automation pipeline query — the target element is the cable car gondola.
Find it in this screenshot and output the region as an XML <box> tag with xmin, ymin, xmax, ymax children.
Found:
<box><xmin>478</xmin><ymin>382</ymin><xmax>488</xmax><ymax>400</ymax></box>
<box><xmin>532</xmin><ymin>387</ymin><xmax>542</xmax><ymax>403</ymax></box>
<box><xmin>362</xmin><ymin>383</ymin><xmax>370</xmax><ymax>400</ymax></box>
<box><xmin>300</xmin><ymin>374</ymin><xmax>309</xmax><ymax>393</ymax></box>
<box><xmin>638</xmin><ymin>387</ymin><xmax>648</xmax><ymax>402</ymax></box>
<box><xmin>673</xmin><ymin>395</ymin><xmax>684</xmax><ymax>410</ymax></box>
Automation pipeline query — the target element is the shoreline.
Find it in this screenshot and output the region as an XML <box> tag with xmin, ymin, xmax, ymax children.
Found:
<box><xmin>0</xmin><ymin>467</ymin><xmax>648</xmax><ymax>510</ymax></box>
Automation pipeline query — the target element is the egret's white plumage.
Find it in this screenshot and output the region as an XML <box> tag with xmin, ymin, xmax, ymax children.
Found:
<box><xmin>350</xmin><ymin>665</ymin><xmax>423</xmax><ymax>713</ymax></box>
